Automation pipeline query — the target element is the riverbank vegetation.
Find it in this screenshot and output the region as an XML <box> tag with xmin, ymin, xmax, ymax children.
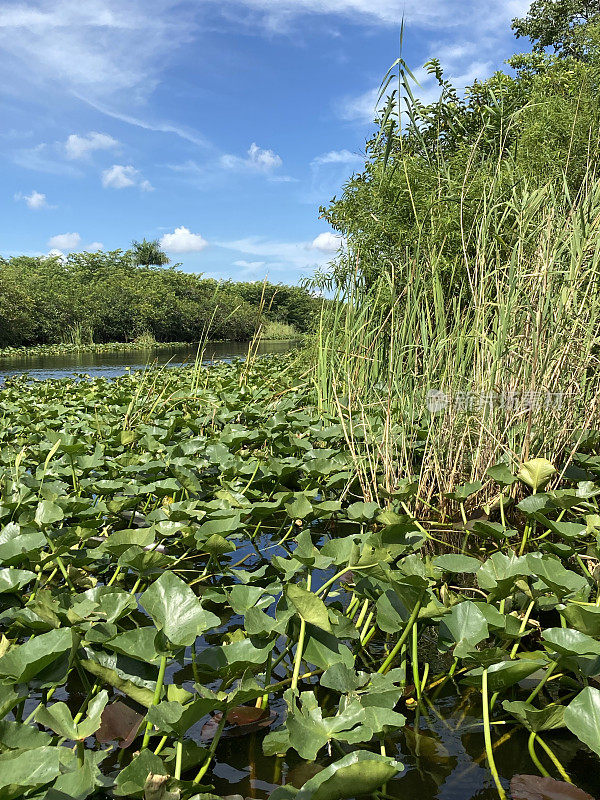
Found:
<box><xmin>0</xmin><ymin>248</ymin><xmax>320</xmax><ymax>348</ymax></box>
<box><xmin>314</xmin><ymin>0</ymin><xmax>600</xmax><ymax>505</ymax></box>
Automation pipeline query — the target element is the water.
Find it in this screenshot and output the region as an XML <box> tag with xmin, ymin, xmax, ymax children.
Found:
<box><xmin>0</xmin><ymin>340</ymin><xmax>297</xmax><ymax>381</ymax></box>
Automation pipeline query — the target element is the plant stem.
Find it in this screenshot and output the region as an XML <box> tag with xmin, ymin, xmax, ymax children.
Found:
<box><xmin>378</xmin><ymin>599</ymin><xmax>422</xmax><ymax>675</ymax></box>
<box><xmin>193</xmin><ymin>713</ymin><xmax>227</xmax><ymax>784</ymax></box>
<box><xmin>482</xmin><ymin>669</ymin><xmax>507</xmax><ymax>800</ymax></box>
<box><xmin>141</xmin><ymin>653</ymin><xmax>168</xmax><ymax>749</ymax></box>
<box><xmin>412</xmin><ymin>623</ymin><xmax>421</xmax><ymax>700</ymax></box>
<box><xmin>175</xmin><ymin>738</ymin><xmax>183</xmax><ymax>780</ymax></box>
<box><xmin>534</xmin><ymin>733</ymin><xmax>572</xmax><ymax>783</ymax></box>
<box><xmin>526</xmin><ymin>662</ymin><xmax>557</xmax><ymax>703</ymax></box>
<box><xmin>528</xmin><ymin>731</ymin><xmax>551</xmax><ymax>778</ymax></box>
<box><xmin>291</xmin><ymin>575</ymin><xmax>311</xmax><ymax>692</ymax></box>
<box><xmin>258</xmin><ymin>648</ymin><xmax>273</xmax><ymax>708</ymax></box>
<box><xmin>77</xmin><ymin>739</ymin><xmax>85</xmax><ymax>768</ymax></box>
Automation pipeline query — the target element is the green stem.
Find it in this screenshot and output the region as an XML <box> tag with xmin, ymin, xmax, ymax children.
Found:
<box><xmin>534</xmin><ymin>733</ymin><xmax>572</xmax><ymax>783</ymax></box>
<box><xmin>528</xmin><ymin>732</ymin><xmax>551</xmax><ymax>778</ymax></box>
<box><xmin>175</xmin><ymin>739</ymin><xmax>183</xmax><ymax>781</ymax></box>
<box><xmin>316</xmin><ymin>564</ymin><xmax>378</xmax><ymax>598</ymax></box>
<box><xmin>193</xmin><ymin>713</ymin><xmax>227</xmax><ymax>784</ymax></box>
<box><xmin>510</xmin><ymin>599</ymin><xmax>535</xmax><ymax>659</ymax></box>
<box><xmin>354</xmin><ymin>598</ymin><xmax>369</xmax><ymax>629</ymax></box>
<box><xmin>260</xmin><ymin>649</ymin><xmax>273</xmax><ymax>708</ymax></box>
<box><xmin>107</xmin><ymin>565</ymin><xmax>121</xmax><ymax>587</ymax></box>
<box><xmin>412</xmin><ymin>623</ymin><xmax>421</xmax><ymax>701</ymax></box>
<box><xmin>291</xmin><ymin>575</ymin><xmax>311</xmax><ymax>692</ymax></box>
<box><xmin>482</xmin><ymin>669</ymin><xmax>507</xmax><ymax>800</ymax></box>
<box><xmin>360</xmin><ymin>610</ymin><xmax>374</xmax><ymax>643</ymax></box>
<box><xmin>141</xmin><ymin>653</ymin><xmax>168</xmax><ymax>749</ymax></box>
<box><xmin>526</xmin><ymin>662</ymin><xmax>557</xmax><ymax>703</ymax></box>
<box><xmin>378</xmin><ymin>600</ymin><xmax>422</xmax><ymax>675</ymax></box>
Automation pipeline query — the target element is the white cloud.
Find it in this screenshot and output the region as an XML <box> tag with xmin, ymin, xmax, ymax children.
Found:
<box><xmin>13</xmin><ymin>143</ymin><xmax>82</xmax><ymax>175</ymax></box>
<box><xmin>47</xmin><ymin>248</ymin><xmax>64</xmax><ymax>258</ymax></box>
<box><xmin>160</xmin><ymin>226</ymin><xmax>208</xmax><ymax>253</ymax></box>
<box><xmin>219</xmin><ymin>236</ymin><xmax>337</xmax><ymax>271</ymax></box>
<box><xmin>221</xmin><ymin>143</ymin><xmax>283</xmax><ymax>173</ymax></box>
<box><xmin>218</xmin><ymin>0</ymin><xmax>531</xmax><ymax>32</ymax></box>
<box><xmin>15</xmin><ymin>189</ymin><xmax>48</xmax><ymax>209</ymax></box>
<box><xmin>47</xmin><ymin>232</ymin><xmax>81</xmax><ymax>250</ymax></box>
<box><xmin>312</xmin><ymin>232</ymin><xmax>343</xmax><ymax>252</ymax></box>
<box><xmin>65</xmin><ymin>131</ymin><xmax>119</xmax><ymax>159</ymax></box>
<box><xmin>234</xmin><ymin>260</ymin><xmax>266</xmax><ymax>269</ymax></box>
<box><xmin>0</xmin><ymin>1</ymin><xmax>195</xmax><ymax>100</ymax></box>
<box><xmin>101</xmin><ymin>164</ymin><xmax>153</xmax><ymax>190</ymax></box>
<box><xmin>337</xmin><ymin>87</ymin><xmax>381</xmax><ymax>124</ymax></box>
<box><xmin>339</xmin><ymin>52</ymin><xmax>496</xmax><ymax>125</ymax></box>
<box><xmin>311</xmin><ymin>149</ymin><xmax>364</xmax><ymax>167</ymax></box>
<box><xmin>87</xmin><ymin>241</ymin><xmax>104</xmax><ymax>251</ymax></box>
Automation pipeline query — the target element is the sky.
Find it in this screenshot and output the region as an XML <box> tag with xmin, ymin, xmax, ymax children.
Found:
<box><xmin>0</xmin><ymin>0</ymin><xmax>531</xmax><ymax>285</ymax></box>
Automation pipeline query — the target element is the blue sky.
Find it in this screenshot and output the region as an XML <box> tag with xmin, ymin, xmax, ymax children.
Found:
<box><xmin>0</xmin><ymin>0</ymin><xmax>531</xmax><ymax>284</ymax></box>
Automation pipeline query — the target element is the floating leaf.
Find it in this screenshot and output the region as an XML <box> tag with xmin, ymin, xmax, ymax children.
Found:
<box><xmin>0</xmin><ymin>627</ymin><xmax>73</xmax><ymax>683</ymax></box>
<box><xmin>0</xmin><ymin>745</ymin><xmax>61</xmax><ymax>791</ymax></box>
<box><xmin>295</xmin><ymin>751</ymin><xmax>403</xmax><ymax>800</ymax></box>
<box><xmin>140</xmin><ymin>571</ymin><xmax>220</xmax><ymax>646</ymax></box>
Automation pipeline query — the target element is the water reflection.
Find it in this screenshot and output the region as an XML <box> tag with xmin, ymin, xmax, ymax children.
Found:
<box><xmin>0</xmin><ymin>340</ymin><xmax>297</xmax><ymax>381</ymax></box>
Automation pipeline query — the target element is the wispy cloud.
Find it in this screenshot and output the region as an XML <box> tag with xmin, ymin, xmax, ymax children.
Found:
<box><xmin>311</xmin><ymin>149</ymin><xmax>364</xmax><ymax>167</ymax></box>
<box><xmin>0</xmin><ymin>1</ymin><xmax>194</xmax><ymax>99</ymax></box>
<box><xmin>218</xmin><ymin>236</ymin><xmax>337</xmax><ymax>271</ymax></box>
<box><xmin>212</xmin><ymin>0</ymin><xmax>531</xmax><ymax>34</ymax></box>
<box><xmin>13</xmin><ymin>142</ymin><xmax>82</xmax><ymax>175</ymax></box>
<box><xmin>79</xmin><ymin>98</ymin><xmax>212</xmax><ymax>149</ymax></box>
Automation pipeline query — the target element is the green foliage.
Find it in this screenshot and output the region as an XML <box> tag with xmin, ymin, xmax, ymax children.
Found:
<box><xmin>312</xmin><ymin>2</ymin><xmax>600</xmax><ymax>504</ymax></box>
<box><xmin>0</xmin><ymin>356</ymin><xmax>598</xmax><ymax>794</ymax></box>
<box><xmin>319</xmin><ymin>10</ymin><xmax>600</xmax><ymax>290</ymax></box>
<box><xmin>0</xmin><ymin>249</ymin><xmax>319</xmax><ymax>347</ymax></box>
<box><xmin>131</xmin><ymin>238</ymin><xmax>169</xmax><ymax>267</ymax></box>
<box><xmin>512</xmin><ymin>0</ymin><xmax>600</xmax><ymax>58</ymax></box>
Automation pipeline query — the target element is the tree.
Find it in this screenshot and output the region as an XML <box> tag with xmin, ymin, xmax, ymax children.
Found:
<box><xmin>512</xmin><ymin>0</ymin><xmax>600</xmax><ymax>58</ymax></box>
<box><xmin>131</xmin><ymin>239</ymin><xmax>169</xmax><ymax>267</ymax></box>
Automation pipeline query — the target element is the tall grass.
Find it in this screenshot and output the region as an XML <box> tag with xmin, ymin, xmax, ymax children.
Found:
<box><xmin>313</xmin><ymin>168</ymin><xmax>600</xmax><ymax>509</ymax></box>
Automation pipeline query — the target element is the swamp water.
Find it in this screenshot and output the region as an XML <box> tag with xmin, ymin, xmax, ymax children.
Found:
<box><xmin>0</xmin><ymin>340</ymin><xmax>295</xmax><ymax>381</ymax></box>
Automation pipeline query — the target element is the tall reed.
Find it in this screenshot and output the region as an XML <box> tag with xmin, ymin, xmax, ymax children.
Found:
<box><xmin>312</xmin><ymin>170</ymin><xmax>600</xmax><ymax>508</ymax></box>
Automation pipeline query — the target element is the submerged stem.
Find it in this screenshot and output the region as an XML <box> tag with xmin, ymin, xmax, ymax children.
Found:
<box><xmin>193</xmin><ymin>713</ymin><xmax>227</xmax><ymax>784</ymax></box>
<box><xmin>528</xmin><ymin>731</ymin><xmax>551</xmax><ymax>778</ymax></box>
<box><xmin>482</xmin><ymin>669</ymin><xmax>507</xmax><ymax>800</ymax></box>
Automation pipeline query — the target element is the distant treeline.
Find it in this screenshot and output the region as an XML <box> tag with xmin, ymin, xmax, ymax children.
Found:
<box><xmin>0</xmin><ymin>250</ymin><xmax>321</xmax><ymax>347</ymax></box>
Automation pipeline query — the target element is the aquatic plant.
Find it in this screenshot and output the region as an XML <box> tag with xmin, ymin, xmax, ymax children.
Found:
<box><xmin>0</xmin><ymin>356</ymin><xmax>598</xmax><ymax>798</ymax></box>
